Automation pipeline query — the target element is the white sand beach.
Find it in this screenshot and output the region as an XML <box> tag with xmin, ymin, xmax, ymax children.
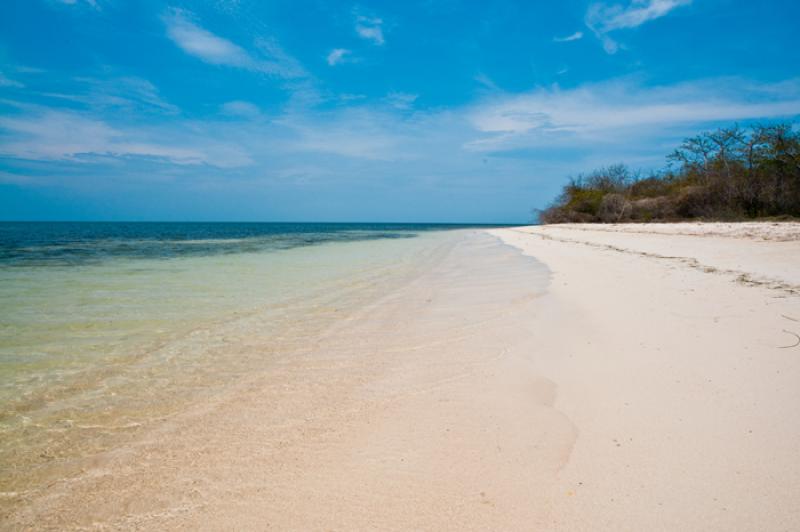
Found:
<box><xmin>492</xmin><ymin>223</ymin><xmax>800</xmax><ymax>531</ymax></box>
<box><xmin>5</xmin><ymin>223</ymin><xmax>800</xmax><ymax>530</ymax></box>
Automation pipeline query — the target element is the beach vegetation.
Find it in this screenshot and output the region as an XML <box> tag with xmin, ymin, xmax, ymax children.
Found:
<box><xmin>539</xmin><ymin>123</ymin><xmax>800</xmax><ymax>223</ymax></box>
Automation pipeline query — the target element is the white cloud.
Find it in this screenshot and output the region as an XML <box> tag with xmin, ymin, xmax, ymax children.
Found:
<box><xmin>71</xmin><ymin>76</ymin><xmax>179</xmax><ymax>114</ymax></box>
<box><xmin>269</xmin><ymin>104</ymin><xmax>468</xmax><ymax>166</ymax></box>
<box><xmin>55</xmin><ymin>0</ymin><xmax>99</xmax><ymax>7</ymax></box>
<box><xmin>163</xmin><ymin>9</ymin><xmax>305</xmax><ymax>78</ymax></box>
<box><xmin>588</xmin><ymin>0</ymin><xmax>692</xmax><ymax>32</ymax></box>
<box><xmin>4</xmin><ymin>72</ymin><xmax>798</xmax><ymax>212</ymax></box>
<box><xmin>355</xmin><ymin>15</ymin><xmax>385</xmax><ymax>45</ymax></box>
<box><xmin>553</xmin><ymin>31</ymin><xmax>584</xmax><ymax>43</ymax></box>
<box><xmin>253</xmin><ymin>37</ymin><xmax>307</xmax><ymax>79</ymax></box>
<box><xmin>595</xmin><ymin>33</ymin><xmax>621</xmax><ymax>54</ymax></box>
<box><xmin>466</xmin><ymin>77</ymin><xmax>800</xmax><ymax>151</ymax></box>
<box><xmin>327</xmin><ymin>48</ymin><xmax>352</xmax><ymax>66</ymax></box>
<box><xmin>384</xmin><ymin>92</ymin><xmax>418</xmax><ymax>110</ymax></box>
<box><xmin>586</xmin><ymin>0</ymin><xmax>692</xmax><ymax>54</ymax></box>
<box><xmin>287</xmin><ymin>124</ymin><xmax>399</xmax><ymax>160</ymax></box>
<box><xmin>8</xmin><ymin>77</ymin><xmax>798</xmax><ymax>167</ymax></box>
<box><xmin>164</xmin><ymin>9</ymin><xmax>252</xmax><ymax>66</ymax></box>
<box><xmin>0</xmin><ymin>108</ymin><xmax>251</xmax><ymax>167</ymax></box>
<box><xmin>0</xmin><ymin>72</ymin><xmax>24</xmax><ymax>88</ymax></box>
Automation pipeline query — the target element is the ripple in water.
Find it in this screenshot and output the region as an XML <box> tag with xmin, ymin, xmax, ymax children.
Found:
<box><xmin>0</xmin><ymin>223</ymin><xmax>496</xmax><ymax>500</ymax></box>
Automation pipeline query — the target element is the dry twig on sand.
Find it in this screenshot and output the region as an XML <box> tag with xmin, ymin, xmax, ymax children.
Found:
<box><xmin>778</xmin><ymin>330</ymin><xmax>800</xmax><ymax>349</ymax></box>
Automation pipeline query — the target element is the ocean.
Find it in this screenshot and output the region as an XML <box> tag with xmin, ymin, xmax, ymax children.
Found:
<box><xmin>0</xmin><ymin>222</ymin><xmax>495</xmax><ymax>494</ymax></box>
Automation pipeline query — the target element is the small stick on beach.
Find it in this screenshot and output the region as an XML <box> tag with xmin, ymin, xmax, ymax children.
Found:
<box><xmin>778</xmin><ymin>330</ymin><xmax>800</xmax><ymax>349</ymax></box>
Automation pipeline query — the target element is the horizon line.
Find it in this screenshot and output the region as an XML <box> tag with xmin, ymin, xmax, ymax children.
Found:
<box><xmin>0</xmin><ymin>220</ymin><xmax>531</xmax><ymax>225</ymax></box>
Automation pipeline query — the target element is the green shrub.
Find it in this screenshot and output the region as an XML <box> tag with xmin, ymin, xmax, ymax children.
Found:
<box><xmin>538</xmin><ymin>123</ymin><xmax>800</xmax><ymax>224</ymax></box>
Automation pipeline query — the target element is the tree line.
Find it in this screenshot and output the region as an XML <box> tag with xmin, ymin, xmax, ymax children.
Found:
<box><xmin>539</xmin><ymin>123</ymin><xmax>800</xmax><ymax>223</ymax></box>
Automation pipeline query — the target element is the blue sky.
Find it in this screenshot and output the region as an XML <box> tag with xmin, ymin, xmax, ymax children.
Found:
<box><xmin>1</xmin><ymin>0</ymin><xmax>798</xmax><ymax>222</ymax></box>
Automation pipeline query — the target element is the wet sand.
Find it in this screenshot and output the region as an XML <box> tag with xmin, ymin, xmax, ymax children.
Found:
<box><xmin>5</xmin><ymin>224</ymin><xmax>800</xmax><ymax>530</ymax></box>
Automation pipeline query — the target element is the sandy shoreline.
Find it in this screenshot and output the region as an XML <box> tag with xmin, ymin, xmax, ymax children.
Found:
<box><xmin>5</xmin><ymin>223</ymin><xmax>800</xmax><ymax>530</ymax></box>
<box><xmin>492</xmin><ymin>223</ymin><xmax>800</xmax><ymax>530</ymax></box>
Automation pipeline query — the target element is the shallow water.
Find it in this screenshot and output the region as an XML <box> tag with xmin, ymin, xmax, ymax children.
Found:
<box><xmin>0</xmin><ymin>222</ymin><xmax>487</xmax><ymax>495</ymax></box>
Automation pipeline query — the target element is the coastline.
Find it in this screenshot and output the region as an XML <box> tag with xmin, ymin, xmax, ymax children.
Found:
<box><xmin>4</xmin><ymin>223</ymin><xmax>800</xmax><ymax>530</ymax></box>
<box><xmin>0</xmin><ymin>227</ymin><xmax>460</xmax><ymax>512</ymax></box>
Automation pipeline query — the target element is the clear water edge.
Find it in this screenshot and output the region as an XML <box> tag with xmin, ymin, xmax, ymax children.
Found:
<box><xmin>0</xmin><ymin>223</ymin><xmax>481</xmax><ymax>499</ymax></box>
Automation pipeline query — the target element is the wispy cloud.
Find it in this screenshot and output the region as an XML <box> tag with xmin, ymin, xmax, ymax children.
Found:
<box><xmin>220</xmin><ymin>100</ymin><xmax>261</xmax><ymax>118</ymax></box>
<box><xmin>475</xmin><ymin>73</ymin><xmax>501</xmax><ymax>92</ymax></box>
<box><xmin>164</xmin><ymin>9</ymin><xmax>254</xmax><ymax>66</ymax></box>
<box><xmin>0</xmin><ymin>109</ymin><xmax>185</xmax><ymax>163</ymax></box>
<box><xmin>54</xmin><ymin>0</ymin><xmax>99</xmax><ymax>8</ymax></box>
<box><xmin>589</xmin><ymin>0</ymin><xmax>692</xmax><ymax>32</ymax></box>
<box><xmin>3</xmin><ymin>71</ymin><xmax>798</xmax><ymax>220</ymax></box>
<box><xmin>586</xmin><ymin>0</ymin><xmax>692</xmax><ymax>54</ymax></box>
<box><xmin>553</xmin><ymin>31</ymin><xmax>584</xmax><ymax>43</ymax></box>
<box><xmin>163</xmin><ymin>8</ymin><xmax>305</xmax><ymax>78</ymax></box>
<box><xmin>326</xmin><ymin>48</ymin><xmax>353</xmax><ymax>66</ymax></box>
<box><xmin>9</xmin><ymin>75</ymin><xmax>796</xmax><ymax>165</ymax></box>
<box><xmin>467</xmin><ymin>77</ymin><xmax>800</xmax><ymax>151</ymax></box>
<box><xmin>32</xmin><ymin>78</ymin><xmax>178</xmax><ymax>139</ymax></box>
<box><xmin>0</xmin><ymin>106</ymin><xmax>251</xmax><ymax>167</ymax></box>
<box><xmin>354</xmin><ymin>14</ymin><xmax>385</xmax><ymax>45</ymax></box>
<box><xmin>384</xmin><ymin>92</ymin><xmax>418</xmax><ymax>110</ymax></box>
<box><xmin>57</xmin><ymin>76</ymin><xmax>179</xmax><ymax>114</ymax></box>
<box><xmin>0</xmin><ymin>72</ymin><xmax>24</xmax><ymax>88</ymax></box>
<box><xmin>283</xmin><ymin>116</ymin><xmax>402</xmax><ymax>160</ymax></box>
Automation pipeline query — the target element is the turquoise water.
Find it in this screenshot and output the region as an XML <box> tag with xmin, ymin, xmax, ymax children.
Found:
<box><xmin>0</xmin><ymin>222</ymin><xmax>486</xmax><ymax>493</ymax></box>
<box><xmin>0</xmin><ymin>222</ymin><xmax>451</xmax><ymax>266</ymax></box>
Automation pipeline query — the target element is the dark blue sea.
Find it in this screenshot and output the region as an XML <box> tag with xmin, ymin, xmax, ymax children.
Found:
<box><xmin>0</xmin><ymin>222</ymin><xmax>504</xmax><ymax>267</ymax></box>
